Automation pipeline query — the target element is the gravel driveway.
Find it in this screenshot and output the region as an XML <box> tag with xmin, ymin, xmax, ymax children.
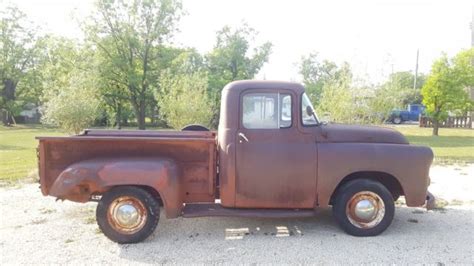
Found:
<box><xmin>1</xmin><ymin>165</ymin><xmax>473</xmax><ymax>264</ymax></box>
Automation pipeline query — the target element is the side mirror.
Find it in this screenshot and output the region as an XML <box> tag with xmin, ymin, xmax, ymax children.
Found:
<box><xmin>306</xmin><ymin>105</ymin><xmax>314</xmax><ymax>116</ymax></box>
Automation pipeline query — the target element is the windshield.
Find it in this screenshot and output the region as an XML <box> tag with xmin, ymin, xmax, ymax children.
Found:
<box><xmin>302</xmin><ymin>93</ymin><xmax>319</xmax><ymax>126</ymax></box>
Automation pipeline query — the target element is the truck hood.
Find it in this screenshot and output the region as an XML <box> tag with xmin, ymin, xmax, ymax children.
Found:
<box><xmin>319</xmin><ymin>124</ymin><xmax>409</xmax><ymax>144</ymax></box>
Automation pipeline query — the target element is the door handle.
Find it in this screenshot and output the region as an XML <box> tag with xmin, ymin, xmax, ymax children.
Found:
<box><xmin>238</xmin><ymin>132</ymin><xmax>249</xmax><ymax>143</ymax></box>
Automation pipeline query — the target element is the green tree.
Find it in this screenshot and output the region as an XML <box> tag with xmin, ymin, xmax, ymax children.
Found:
<box><xmin>381</xmin><ymin>71</ymin><xmax>426</xmax><ymax>106</ymax></box>
<box><xmin>98</xmin><ymin>76</ymin><xmax>131</xmax><ymax>129</ymax></box>
<box><xmin>85</xmin><ymin>0</ymin><xmax>183</xmax><ymax>129</ymax></box>
<box><xmin>316</xmin><ymin>69</ymin><xmax>355</xmax><ymax>123</ymax></box>
<box><xmin>0</xmin><ymin>5</ymin><xmax>40</xmax><ymax>125</ymax></box>
<box><xmin>299</xmin><ymin>55</ymin><xmax>366</xmax><ymax>123</ymax></box>
<box><xmin>37</xmin><ymin>36</ymin><xmax>89</xmax><ymax>101</ymax></box>
<box><xmin>42</xmin><ymin>74</ymin><xmax>100</xmax><ymax>134</ymax></box>
<box><xmin>368</xmin><ymin>72</ymin><xmax>413</xmax><ymax>123</ymax></box>
<box><xmin>168</xmin><ymin>48</ymin><xmax>205</xmax><ymax>75</ymax></box>
<box><xmin>451</xmin><ymin>48</ymin><xmax>474</xmax><ymax>115</ymax></box>
<box><xmin>93</xmin><ymin>35</ymin><xmax>132</xmax><ymax>129</ymax></box>
<box><xmin>36</xmin><ymin>36</ymin><xmax>104</xmax><ymax>132</ymax></box>
<box><xmin>422</xmin><ymin>49</ymin><xmax>473</xmax><ymax>136</ymax></box>
<box><xmin>368</xmin><ymin>85</ymin><xmax>404</xmax><ymax>123</ymax></box>
<box><xmin>298</xmin><ymin>53</ymin><xmax>352</xmax><ymax>106</ymax></box>
<box><xmin>157</xmin><ymin>70</ymin><xmax>213</xmax><ymax>129</ymax></box>
<box><xmin>206</xmin><ymin>24</ymin><xmax>272</xmax><ymax>127</ymax></box>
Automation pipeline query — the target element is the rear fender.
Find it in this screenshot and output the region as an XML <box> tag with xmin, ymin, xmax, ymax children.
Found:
<box><xmin>50</xmin><ymin>157</ymin><xmax>182</xmax><ymax>218</ymax></box>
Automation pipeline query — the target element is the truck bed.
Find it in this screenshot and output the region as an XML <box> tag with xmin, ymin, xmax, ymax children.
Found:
<box><xmin>37</xmin><ymin>129</ymin><xmax>217</xmax><ymax>203</ymax></box>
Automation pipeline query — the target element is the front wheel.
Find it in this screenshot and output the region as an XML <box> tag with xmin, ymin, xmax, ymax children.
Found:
<box><xmin>96</xmin><ymin>186</ymin><xmax>160</xmax><ymax>243</ymax></box>
<box><xmin>332</xmin><ymin>179</ymin><xmax>395</xmax><ymax>236</ymax></box>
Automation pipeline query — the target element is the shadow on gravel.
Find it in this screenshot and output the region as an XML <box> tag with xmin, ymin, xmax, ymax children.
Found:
<box><xmin>117</xmin><ymin>208</ymin><xmax>336</xmax><ymax>263</ymax></box>
<box><xmin>115</xmin><ymin>206</ymin><xmax>472</xmax><ymax>264</ymax></box>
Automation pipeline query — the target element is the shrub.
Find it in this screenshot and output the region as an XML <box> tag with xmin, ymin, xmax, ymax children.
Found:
<box><xmin>157</xmin><ymin>71</ymin><xmax>213</xmax><ymax>129</ymax></box>
<box><xmin>42</xmin><ymin>83</ymin><xmax>100</xmax><ymax>134</ymax></box>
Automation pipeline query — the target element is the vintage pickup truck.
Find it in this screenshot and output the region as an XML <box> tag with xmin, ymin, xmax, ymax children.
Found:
<box><xmin>389</xmin><ymin>104</ymin><xmax>425</xmax><ymax>124</ymax></box>
<box><xmin>37</xmin><ymin>80</ymin><xmax>435</xmax><ymax>243</ymax></box>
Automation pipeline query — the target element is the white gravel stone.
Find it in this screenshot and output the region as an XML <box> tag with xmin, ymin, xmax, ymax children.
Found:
<box><xmin>1</xmin><ymin>165</ymin><xmax>473</xmax><ymax>264</ymax></box>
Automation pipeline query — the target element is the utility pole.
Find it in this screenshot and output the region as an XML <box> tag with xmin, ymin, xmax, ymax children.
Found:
<box><xmin>413</xmin><ymin>49</ymin><xmax>419</xmax><ymax>90</ymax></box>
<box><xmin>413</xmin><ymin>49</ymin><xmax>420</xmax><ymax>90</ymax></box>
<box><xmin>390</xmin><ymin>63</ymin><xmax>394</xmax><ymax>90</ymax></box>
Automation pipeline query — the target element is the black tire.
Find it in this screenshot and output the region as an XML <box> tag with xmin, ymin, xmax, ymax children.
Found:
<box><xmin>332</xmin><ymin>179</ymin><xmax>395</xmax><ymax>237</ymax></box>
<box><xmin>181</xmin><ymin>124</ymin><xmax>210</xmax><ymax>131</ymax></box>
<box><xmin>96</xmin><ymin>186</ymin><xmax>160</xmax><ymax>244</ymax></box>
<box><xmin>392</xmin><ymin>116</ymin><xmax>402</xmax><ymax>124</ymax></box>
<box><xmin>392</xmin><ymin>192</ymin><xmax>401</xmax><ymax>202</ymax></box>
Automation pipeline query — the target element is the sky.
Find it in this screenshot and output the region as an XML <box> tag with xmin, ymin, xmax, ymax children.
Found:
<box><xmin>3</xmin><ymin>0</ymin><xmax>473</xmax><ymax>84</ymax></box>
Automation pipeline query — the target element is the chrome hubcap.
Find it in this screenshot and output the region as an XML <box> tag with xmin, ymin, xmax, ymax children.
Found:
<box><xmin>115</xmin><ymin>204</ymin><xmax>139</xmax><ymax>227</ymax></box>
<box><xmin>354</xmin><ymin>199</ymin><xmax>376</xmax><ymax>220</ymax></box>
<box><xmin>107</xmin><ymin>196</ymin><xmax>147</xmax><ymax>234</ymax></box>
<box><xmin>346</xmin><ymin>191</ymin><xmax>385</xmax><ymax>229</ymax></box>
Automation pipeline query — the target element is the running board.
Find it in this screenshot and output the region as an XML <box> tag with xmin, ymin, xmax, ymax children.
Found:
<box><xmin>182</xmin><ymin>203</ymin><xmax>316</xmax><ymax>218</ymax></box>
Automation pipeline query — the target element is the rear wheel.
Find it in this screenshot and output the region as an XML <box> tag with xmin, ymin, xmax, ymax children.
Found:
<box><xmin>96</xmin><ymin>186</ymin><xmax>160</xmax><ymax>243</ymax></box>
<box><xmin>181</xmin><ymin>124</ymin><xmax>210</xmax><ymax>131</ymax></box>
<box><xmin>392</xmin><ymin>116</ymin><xmax>402</xmax><ymax>124</ymax></box>
<box><xmin>332</xmin><ymin>179</ymin><xmax>394</xmax><ymax>236</ymax></box>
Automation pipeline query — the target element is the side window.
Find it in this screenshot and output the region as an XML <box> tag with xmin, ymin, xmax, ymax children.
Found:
<box><xmin>242</xmin><ymin>93</ymin><xmax>292</xmax><ymax>129</ymax></box>
<box><xmin>301</xmin><ymin>93</ymin><xmax>318</xmax><ymax>126</ymax></box>
<box><xmin>280</xmin><ymin>94</ymin><xmax>291</xmax><ymax>128</ymax></box>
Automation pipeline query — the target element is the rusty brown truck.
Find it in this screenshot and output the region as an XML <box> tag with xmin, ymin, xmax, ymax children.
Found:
<box><xmin>37</xmin><ymin>80</ymin><xmax>435</xmax><ymax>243</ymax></box>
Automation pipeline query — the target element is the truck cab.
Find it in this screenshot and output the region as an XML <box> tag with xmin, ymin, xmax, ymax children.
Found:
<box><xmin>37</xmin><ymin>80</ymin><xmax>434</xmax><ymax>244</ymax></box>
<box><xmin>218</xmin><ymin>81</ymin><xmax>318</xmax><ymax>209</ymax></box>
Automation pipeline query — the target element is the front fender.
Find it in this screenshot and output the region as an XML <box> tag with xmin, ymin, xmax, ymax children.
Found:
<box><xmin>317</xmin><ymin>143</ymin><xmax>433</xmax><ymax>207</ymax></box>
<box><xmin>50</xmin><ymin>157</ymin><xmax>183</xmax><ymax>218</ymax></box>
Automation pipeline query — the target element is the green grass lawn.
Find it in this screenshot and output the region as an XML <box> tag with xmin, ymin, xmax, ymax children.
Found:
<box><xmin>0</xmin><ymin>124</ymin><xmax>65</xmax><ymax>184</ymax></box>
<box><xmin>0</xmin><ymin>124</ymin><xmax>473</xmax><ymax>184</ymax></box>
<box><xmin>388</xmin><ymin>125</ymin><xmax>474</xmax><ymax>163</ymax></box>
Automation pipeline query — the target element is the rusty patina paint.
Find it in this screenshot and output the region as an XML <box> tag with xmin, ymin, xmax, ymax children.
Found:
<box><xmin>38</xmin><ymin>131</ymin><xmax>216</xmax><ymax>218</ymax></box>
<box><xmin>217</xmin><ymin>80</ymin><xmax>433</xmax><ymax>210</ymax></box>
<box><xmin>49</xmin><ymin>157</ymin><xmax>182</xmax><ymax>217</ymax></box>
<box><xmin>37</xmin><ymin>80</ymin><xmax>434</xmax><ymax>220</ymax></box>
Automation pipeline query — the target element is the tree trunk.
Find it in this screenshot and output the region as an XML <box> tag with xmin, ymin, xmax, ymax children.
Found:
<box><xmin>150</xmin><ymin>106</ymin><xmax>156</xmax><ymax>126</ymax></box>
<box><xmin>131</xmin><ymin>93</ymin><xmax>146</xmax><ymax>130</ymax></box>
<box><xmin>3</xmin><ymin>79</ymin><xmax>16</xmax><ymax>100</ymax></box>
<box><xmin>2</xmin><ymin>79</ymin><xmax>17</xmax><ymax>126</ymax></box>
<box><xmin>432</xmin><ymin>120</ymin><xmax>439</xmax><ymax>136</ymax></box>
<box><xmin>230</xmin><ymin>60</ymin><xmax>238</xmax><ymax>80</ymax></box>
<box><xmin>116</xmin><ymin>104</ymin><xmax>122</xmax><ymax>129</ymax></box>
<box><xmin>137</xmin><ymin>100</ymin><xmax>146</xmax><ymax>130</ymax></box>
<box><xmin>1</xmin><ymin>110</ymin><xmax>9</xmax><ymax>126</ymax></box>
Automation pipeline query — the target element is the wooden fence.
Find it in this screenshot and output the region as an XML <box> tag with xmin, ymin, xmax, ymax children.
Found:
<box><xmin>419</xmin><ymin>116</ymin><xmax>472</xmax><ymax>128</ymax></box>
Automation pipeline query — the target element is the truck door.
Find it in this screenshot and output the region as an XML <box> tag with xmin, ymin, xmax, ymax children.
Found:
<box><xmin>235</xmin><ymin>90</ymin><xmax>317</xmax><ymax>209</ymax></box>
<box><xmin>409</xmin><ymin>104</ymin><xmax>420</xmax><ymax>121</ymax></box>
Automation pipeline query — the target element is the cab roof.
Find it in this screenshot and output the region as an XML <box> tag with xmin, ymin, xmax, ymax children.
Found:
<box><xmin>222</xmin><ymin>80</ymin><xmax>305</xmax><ymax>94</ymax></box>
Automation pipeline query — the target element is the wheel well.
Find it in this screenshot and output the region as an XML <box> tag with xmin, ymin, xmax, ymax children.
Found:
<box><xmin>100</xmin><ymin>185</ymin><xmax>164</xmax><ymax>206</ymax></box>
<box><xmin>140</xmin><ymin>185</ymin><xmax>164</xmax><ymax>206</ymax></box>
<box><xmin>329</xmin><ymin>171</ymin><xmax>404</xmax><ymax>205</ymax></box>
